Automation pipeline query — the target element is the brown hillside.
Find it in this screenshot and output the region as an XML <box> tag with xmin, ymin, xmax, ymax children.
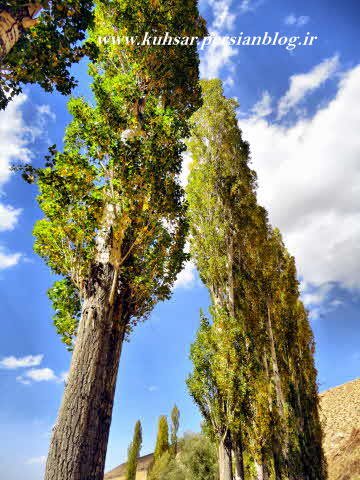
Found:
<box><xmin>104</xmin><ymin>452</ymin><xmax>154</xmax><ymax>480</ymax></box>
<box><xmin>320</xmin><ymin>377</ymin><xmax>360</xmax><ymax>480</ymax></box>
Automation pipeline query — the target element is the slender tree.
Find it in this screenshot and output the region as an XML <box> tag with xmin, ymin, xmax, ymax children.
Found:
<box><xmin>18</xmin><ymin>1</ymin><xmax>206</xmax><ymax>479</ymax></box>
<box><xmin>126</xmin><ymin>420</ymin><xmax>142</xmax><ymax>480</ymax></box>
<box><xmin>187</xmin><ymin>313</ymin><xmax>235</xmax><ymax>480</ymax></box>
<box><xmin>170</xmin><ymin>404</ymin><xmax>180</xmax><ymax>456</ymax></box>
<box><xmin>186</xmin><ymin>79</ymin><xmax>326</xmax><ymax>480</ymax></box>
<box><xmin>0</xmin><ymin>1</ymin><xmax>96</xmax><ymax>110</ymax></box>
<box><xmin>154</xmin><ymin>416</ymin><xmax>170</xmax><ymax>462</ymax></box>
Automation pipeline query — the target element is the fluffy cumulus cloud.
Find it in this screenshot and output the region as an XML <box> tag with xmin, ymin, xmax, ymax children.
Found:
<box><xmin>16</xmin><ymin>368</ymin><xmax>68</xmax><ymax>385</ymax></box>
<box><xmin>0</xmin><ymin>95</ymin><xmax>55</xmax><ymax>270</ymax></box>
<box><xmin>284</xmin><ymin>14</ymin><xmax>310</xmax><ymax>27</ymax></box>
<box><xmin>277</xmin><ymin>55</ymin><xmax>339</xmax><ymax>119</ymax></box>
<box><xmin>0</xmin><ymin>354</ymin><xmax>43</xmax><ymax>369</ymax></box>
<box><xmin>239</xmin><ymin>60</ymin><xmax>360</xmax><ymax>305</ymax></box>
<box><xmin>0</xmin><ymin>353</ymin><xmax>68</xmax><ymax>384</ymax></box>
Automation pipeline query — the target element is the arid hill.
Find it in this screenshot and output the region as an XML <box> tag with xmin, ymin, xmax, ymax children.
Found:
<box><xmin>104</xmin><ymin>452</ymin><xmax>154</xmax><ymax>480</ymax></box>
<box><xmin>320</xmin><ymin>377</ymin><xmax>360</xmax><ymax>480</ymax></box>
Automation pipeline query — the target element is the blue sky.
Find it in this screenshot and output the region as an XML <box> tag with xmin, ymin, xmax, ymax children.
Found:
<box><xmin>1</xmin><ymin>0</ymin><xmax>360</xmax><ymax>478</ymax></box>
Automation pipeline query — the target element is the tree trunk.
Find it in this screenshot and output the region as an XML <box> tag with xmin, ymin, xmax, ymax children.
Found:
<box><xmin>254</xmin><ymin>460</ymin><xmax>269</xmax><ymax>480</ymax></box>
<box><xmin>0</xmin><ymin>4</ymin><xmax>41</xmax><ymax>60</ymax></box>
<box><xmin>232</xmin><ymin>430</ymin><xmax>245</xmax><ymax>480</ymax></box>
<box><xmin>218</xmin><ymin>433</ymin><xmax>233</xmax><ymax>480</ymax></box>
<box><xmin>266</xmin><ymin>302</ymin><xmax>284</xmax><ymax>416</ymax></box>
<box><xmin>45</xmin><ymin>258</ymin><xmax>128</xmax><ymax>480</ymax></box>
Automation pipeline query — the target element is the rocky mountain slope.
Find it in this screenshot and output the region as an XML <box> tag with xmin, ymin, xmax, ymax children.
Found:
<box><xmin>320</xmin><ymin>377</ymin><xmax>360</xmax><ymax>480</ymax></box>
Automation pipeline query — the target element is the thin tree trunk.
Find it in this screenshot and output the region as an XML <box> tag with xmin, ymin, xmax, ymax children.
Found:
<box><xmin>45</xmin><ymin>256</ymin><xmax>128</xmax><ymax>479</ymax></box>
<box><xmin>254</xmin><ymin>460</ymin><xmax>269</xmax><ymax>480</ymax></box>
<box><xmin>232</xmin><ymin>427</ymin><xmax>245</xmax><ymax>480</ymax></box>
<box><xmin>218</xmin><ymin>432</ymin><xmax>233</xmax><ymax>480</ymax></box>
<box><xmin>266</xmin><ymin>302</ymin><xmax>284</xmax><ymax>416</ymax></box>
<box><xmin>232</xmin><ymin>443</ymin><xmax>245</xmax><ymax>480</ymax></box>
<box><xmin>0</xmin><ymin>4</ymin><xmax>41</xmax><ymax>60</ymax></box>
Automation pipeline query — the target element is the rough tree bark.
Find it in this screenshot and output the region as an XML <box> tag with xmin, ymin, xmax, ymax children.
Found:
<box><xmin>218</xmin><ymin>432</ymin><xmax>233</xmax><ymax>480</ymax></box>
<box><xmin>0</xmin><ymin>3</ymin><xmax>41</xmax><ymax>60</ymax></box>
<box><xmin>45</xmin><ymin>206</ymin><xmax>130</xmax><ymax>480</ymax></box>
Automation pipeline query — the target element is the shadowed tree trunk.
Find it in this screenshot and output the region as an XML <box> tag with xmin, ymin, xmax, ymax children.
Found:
<box><xmin>0</xmin><ymin>3</ymin><xmax>41</xmax><ymax>60</ymax></box>
<box><xmin>232</xmin><ymin>430</ymin><xmax>245</xmax><ymax>480</ymax></box>
<box><xmin>218</xmin><ymin>432</ymin><xmax>233</xmax><ymax>480</ymax></box>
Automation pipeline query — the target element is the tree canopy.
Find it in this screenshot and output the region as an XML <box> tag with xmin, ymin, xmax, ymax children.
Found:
<box><xmin>186</xmin><ymin>79</ymin><xmax>327</xmax><ymax>480</ymax></box>
<box><xmin>0</xmin><ymin>0</ymin><xmax>97</xmax><ymax>110</ymax></box>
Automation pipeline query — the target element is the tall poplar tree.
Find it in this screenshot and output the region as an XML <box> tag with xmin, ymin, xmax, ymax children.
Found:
<box><xmin>170</xmin><ymin>404</ymin><xmax>180</xmax><ymax>456</ymax></box>
<box><xmin>126</xmin><ymin>420</ymin><xmax>142</xmax><ymax>480</ymax></box>
<box><xmin>19</xmin><ymin>1</ymin><xmax>206</xmax><ymax>479</ymax></box>
<box><xmin>0</xmin><ymin>1</ymin><xmax>96</xmax><ymax>110</ymax></box>
<box><xmin>154</xmin><ymin>416</ymin><xmax>170</xmax><ymax>462</ymax></box>
<box><xmin>186</xmin><ymin>79</ymin><xmax>326</xmax><ymax>480</ymax></box>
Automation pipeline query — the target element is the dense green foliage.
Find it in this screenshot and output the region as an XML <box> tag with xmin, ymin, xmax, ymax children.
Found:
<box><xmin>154</xmin><ymin>415</ymin><xmax>170</xmax><ymax>462</ymax></box>
<box><xmin>186</xmin><ymin>79</ymin><xmax>327</xmax><ymax>479</ymax></box>
<box><xmin>0</xmin><ymin>0</ymin><xmax>97</xmax><ymax>110</ymax></box>
<box><xmin>20</xmin><ymin>0</ymin><xmax>207</xmax><ymax>348</ymax></box>
<box><xmin>126</xmin><ymin>420</ymin><xmax>142</xmax><ymax>480</ymax></box>
<box><xmin>150</xmin><ymin>433</ymin><xmax>219</xmax><ymax>480</ymax></box>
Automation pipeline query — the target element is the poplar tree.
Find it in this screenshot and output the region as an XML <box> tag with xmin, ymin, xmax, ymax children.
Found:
<box><xmin>0</xmin><ymin>1</ymin><xmax>96</xmax><ymax>110</ymax></box>
<box><xmin>126</xmin><ymin>420</ymin><xmax>142</xmax><ymax>480</ymax></box>
<box><xmin>18</xmin><ymin>1</ymin><xmax>206</xmax><ymax>479</ymax></box>
<box><xmin>154</xmin><ymin>416</ymin><xmax>170</xmax><ymax>462</ymax></box>
<box><xmin>170</xmin><ymin>404</ymin><xmax>180</xmax><ymax>456</ymax></box>
<box><xmin>186</xmin><ymin>79</ymin><xmax>326</xmax><ymax>480</ymax></box>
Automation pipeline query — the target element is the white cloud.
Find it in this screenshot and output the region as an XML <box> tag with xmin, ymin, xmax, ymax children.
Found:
<box><xmin>174</xmin><ymin>261</ymin><xmax>197</xmax><ymax>289</ymax></box>
<box><xmin>15</xmin><ymin>365</ymin><xmax>69</xmax><ymax>385</ymax></box>
<box><xmin>0</xmin><ymin>354</ymin><xmax>43</xmax><ymax>369</ymax></box>
<box><xmin>0</xmin><ymin>94</ymin><xmax>33</xmax><ymax>186</ymax></box>
<box><xmin>251</xmin><ymin>91</ymin><xmax>272</xmax><ymax>118</ymax></box>
<box><xmin>208</xmin><ymin>0</ymin><xmax>236</xmax><ymax>30</ymax></box>
<box><xmin>240</xmin><ymin>61</ymin><xmax>360</xmax><ymax>295</ymax></box>
<box><xmin>26</xmin><ymin>456</ymin><xmax>46</xmax><ymax>465</ymax></box>
<box><xmin>284</xmin><ymin>14</ymin><xmax>310</xmax><ymax>27</ymax></box>
<box><xmin>0</xmin><ymin>247</ymin><xmax>22</xmax><ymax>269</ymax></box>
<box><xmin>301</xmin><ymin>284</ymin><xmax>332</xmax><ymax>307</ymax></box>
<box><xmin>277</xmin><ymin>55</ymin><xmax>339</xmax><ymax>119</ymax></box>
<box><xmin>24</xmin><ymin>368</ymin><xmax>58</xmax><ymax>382</ymax></box>
<box><xmin>200</xmin><ymin>33</ymin><xmax>238</xmax><ymax>79</ymax></box>
<box><xmin>0</xmin><ymin>95</ymin><xmax>55</xmax><ymax>271</ymax></box>
<box><xmin>0</xmin><ymin>203</ymin><xmax>22</xmax><ymax>231</ymax></box>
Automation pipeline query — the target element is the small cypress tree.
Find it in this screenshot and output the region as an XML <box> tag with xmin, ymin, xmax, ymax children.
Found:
<box><xmin>170</xmin><ymin>404</ymin><xmax>180</xmax><ymax>456</ymax></box>
<box><xmin>154</xmin><ymin>416</ymin><xmax>169</xmax><ymax>462</ymax></box>
<box><xmin>126</xmin><ymin>420</ymin><xmax>142</xmax><ymax>480</ymax></box>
